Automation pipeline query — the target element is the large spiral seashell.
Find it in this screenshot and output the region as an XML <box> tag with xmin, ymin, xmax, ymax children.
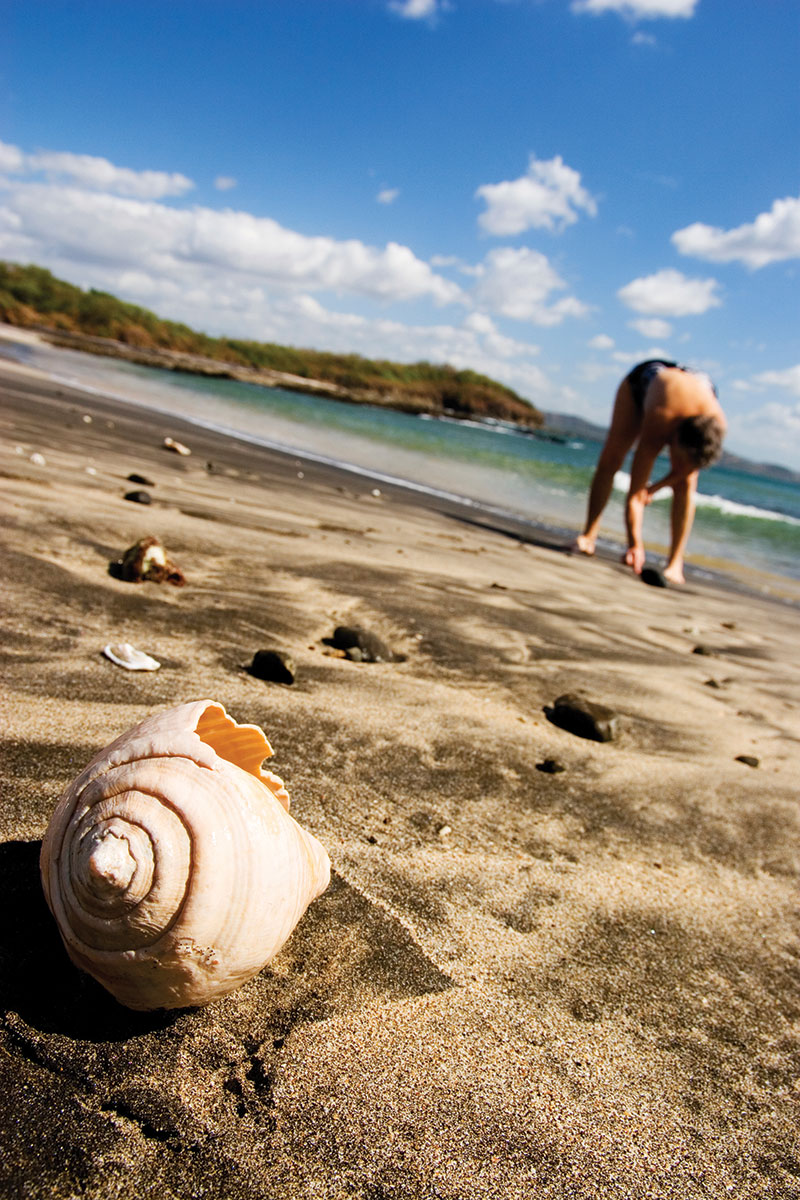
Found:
<box><xmin>40</xmin><ymin>701</ymin><xmax>330</xmax><ymax>1010</ymax></box>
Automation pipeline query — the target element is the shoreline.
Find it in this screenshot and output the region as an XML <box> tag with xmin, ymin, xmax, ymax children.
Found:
<box><xmin>2</xmin><ymin>358</ymin><xmax>800</xmax><ymax>1199</ymax></box>
<box><xmin>2</xmin><ymin>345</ymin><xmax>797</xmax><ymax>608</ymax></box>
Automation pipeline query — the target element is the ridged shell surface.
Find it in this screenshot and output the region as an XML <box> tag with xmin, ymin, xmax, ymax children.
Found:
<box><xmin>40</xmin><ymin>701</ymin><xmax>330</xmax><ymax>1010</ymax></box>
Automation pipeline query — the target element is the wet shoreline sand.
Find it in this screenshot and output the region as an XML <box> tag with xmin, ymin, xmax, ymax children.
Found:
<box><xmin>2</xmin><ymin>359</ymin><xmax>799</xmax><ymax>1198</ymax></box>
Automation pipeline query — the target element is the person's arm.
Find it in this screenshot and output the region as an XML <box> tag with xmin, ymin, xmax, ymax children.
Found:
<box><xmin>646</xmin><ymin>466</ymin><xmax>684</xmax><ymax>499</ymax></box>
<box><xmin>624</xmin><ymin>436</ymin><xmax>662</xmax><ymax>572</ymax></box>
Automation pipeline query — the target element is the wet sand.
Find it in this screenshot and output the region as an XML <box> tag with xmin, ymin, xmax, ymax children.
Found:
<box><xmin>1</xmin><ymin>358</ymin><xmax>799</xmax><ymax>1199</ymax></box>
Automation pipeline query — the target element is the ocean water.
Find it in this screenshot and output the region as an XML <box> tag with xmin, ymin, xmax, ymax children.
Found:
<box><xmin>5</xmin><ymin>336</ymin><xmax>800</xmax><ymax>594</ymax></box>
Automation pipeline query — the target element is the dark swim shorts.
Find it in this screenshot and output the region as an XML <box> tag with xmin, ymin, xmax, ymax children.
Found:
<box><xmin>625</xmin><ymin>360</ymin><xmax>678</xmax><ymax>410</ymax></box>
<box><xmin>625</xmin><ymin>359</ymin><xmax>718</xmax><ymax>410</ymax></box>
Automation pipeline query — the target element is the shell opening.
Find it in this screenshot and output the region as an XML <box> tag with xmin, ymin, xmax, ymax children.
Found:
<box><xmin>194</xmin><ymin>704</ymin><xmax>290</xmax><ymax>809</ymax></box>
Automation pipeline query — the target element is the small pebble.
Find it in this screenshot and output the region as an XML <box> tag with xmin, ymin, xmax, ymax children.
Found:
<box><xmin>248</xmin><ymin>649</ymin><xmax>296</xmax><ymax>685</ymax></box>
<box><xmin>331</xmin><ymin>625</ymin><xmax>395</xmax><ymax>663</ymax></box>
<box><xmin>641</xmin><ymin>566</ymin><xmax>668</xmax><ymax>588</ymax></box>
<box><xmin>29</xmin><ymin>452</ymin><xmax>46</xmax><ymax>466</ymax></box>
<box><xmin>124</xmin><ymin>490</ymin><xmax>152</xmax><ymax>505</ymax></box>
<box><xmin>545</xmin><ymin>693</ymin><xmax>619</xmax><ymax>743</ymax></box>
<box><xmin>536</xmin><ymin>759</ymin><xmax>566</xmax><ymax>774</ymax></box>
<box><xmin>438</xmin><ymin>825</ymin><xmax>452</xmax><ymax>839</ymax></box>
<box><xmin>735</xmin><ymin>755</ymin><xmax>760</xmax><ymax>769</ymax></box>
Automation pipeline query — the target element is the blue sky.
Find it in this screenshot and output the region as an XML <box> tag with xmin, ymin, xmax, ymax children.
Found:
<box><xmin>2</xmin><ymin>0</ymin><xmax>799</xmax><ymax>467</ymax></box>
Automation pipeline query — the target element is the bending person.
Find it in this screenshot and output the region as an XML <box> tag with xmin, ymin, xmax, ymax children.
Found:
<box><xmin>574</xmin><ymin>360</ymin><xmax>726</xmax><ymax>584</ymax></box>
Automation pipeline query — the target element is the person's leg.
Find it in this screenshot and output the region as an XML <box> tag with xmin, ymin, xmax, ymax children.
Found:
<box><xmin>574</xmin><ymin>380</ymin><xmax>641</xmax><ymax>554</ymax></box>
<box><xmin>663</xmin><ymin>471</ymin><xmax>698</xmax><ymax>584</ymax></box>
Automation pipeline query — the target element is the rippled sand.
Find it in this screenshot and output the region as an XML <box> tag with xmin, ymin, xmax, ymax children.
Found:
<box><xmin>1</xmin><ymin>359</ymin><xmax>799</xmax><ymax>1199</ymax></box>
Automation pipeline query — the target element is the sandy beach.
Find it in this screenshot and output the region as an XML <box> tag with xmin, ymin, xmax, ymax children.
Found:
<box><xmin>1</xmin><ymin>356</ymin><xmax>799</xmax><ymax>1199</ymax></box>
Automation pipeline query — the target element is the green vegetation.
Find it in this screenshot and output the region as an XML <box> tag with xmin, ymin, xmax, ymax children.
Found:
<box><xmin>0</xmin><ymin>261</ymin><xmax>544</xmax><ymax>427</ymax></box>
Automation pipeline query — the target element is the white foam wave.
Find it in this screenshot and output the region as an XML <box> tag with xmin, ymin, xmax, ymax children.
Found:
<box><xmin>695</xmin><ymin>493</ymin><xmax>800</xmax><ymax>525</ymax></box>
<box><xmin>613</xmin><ymin>470</ymin><xmax>799</xmax><ymax>526</ymax></box>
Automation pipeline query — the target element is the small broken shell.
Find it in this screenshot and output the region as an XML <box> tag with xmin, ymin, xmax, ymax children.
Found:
<box><xmin>163</xmin><ymin>436</ymin><xmax>191</xmax><ymax>456</ymax></box>
<box><xmin>102</xmin><ymin>642</ymin><xmax>161</xmax><ymax>671</ymax></box>
<box><xmin>40</xmin><ymin>701</ymin><xmax>330</xmax><ymax>1010</ymax></box>
<box><xmin>113</xmin><ymin>536</ymin><xmax>186</xmax><ymax>586</ymax></box>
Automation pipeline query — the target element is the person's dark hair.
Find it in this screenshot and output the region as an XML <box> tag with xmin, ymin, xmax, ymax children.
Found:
<box><xmin>676</xmin><ymin>415</ymin><xmax>724</xmax><ymax>468</ymax></box>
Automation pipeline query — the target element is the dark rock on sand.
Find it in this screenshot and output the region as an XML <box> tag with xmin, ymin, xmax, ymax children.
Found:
<box><xmin>329</xmin><ymin>625</ymin><xmax>395</xmax><ymax>663</ymax></box>
<box><xmin>127</xmin><ymin>473</ymin><xmax>154</xmax><ymax>486</ymax></box>
<box><xmin>248</xmin><ymin>648</ymin><xmax>296</xmax><ymax>685</ymax></box>
<box><xmin>123</xmin><ymin>489</ymin><xmax>152</xmax><ymax>505</ymax></box>
<box><xmin>536</xmin><ymin>758</ymin><xmax>567</xmax><ymax>774</ymax></box>
<box><xmin>109</xmin><ymin>536</ymin><xmax>186</xmax><ymax>586</ymax></box>
<box><xmin>544</xmin><ymin>693</ymin><xmax>619</xmax><ymax>742</ymax></box>
<box><xmin>735</xmin><ymin>755</ymin><xmax>760</xmax><ymax>768</ymax></box>
<box><xmin>693</xmin><ymin>645</ymin><xmax>716</xmax><ymax>656</ymax></box>
<box><xmin>641</xmin><ymin>566</ymin><xmax>668</xmax><ymax>588</ymax></box>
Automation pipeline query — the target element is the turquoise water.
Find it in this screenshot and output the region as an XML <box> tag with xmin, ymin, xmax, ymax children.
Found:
<box><xmin>8</xmin><ymin>338</ymin><xmax>800</xmax><ymax>589</ymax></box>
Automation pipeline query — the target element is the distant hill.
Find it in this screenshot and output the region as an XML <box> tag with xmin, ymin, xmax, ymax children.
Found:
<box><xmin>0</xmin><ymin>261</ymin><xmax>544</xmax><ymax>429</ymax></box>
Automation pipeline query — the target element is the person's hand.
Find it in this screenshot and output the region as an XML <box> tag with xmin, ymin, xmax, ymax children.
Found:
<box><xmin>622</xmin><ymin>545</ymin><xmax>645</xmax><ymax>574</ymax></box>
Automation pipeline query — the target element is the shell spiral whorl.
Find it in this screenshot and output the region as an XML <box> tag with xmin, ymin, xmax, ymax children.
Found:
<box><xmin>40</xmin><ymin>701</ymin><xmax>330</xmax><ymax>1011</ymax></box>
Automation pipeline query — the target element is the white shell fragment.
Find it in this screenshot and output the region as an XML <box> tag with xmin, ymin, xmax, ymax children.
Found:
<box><xmin>102</xmin><ymin>642</ymin><xmax>161</xmax><ymax>671</ymax></box>
<box><xmin>40</xmin><ymin>700</ymin><xmax>331</xmax><ymax>1010</ymax></box>
<box><xmin>163</xmin><ymin>436</ymin><xmax>191</xmax><ymax>456</ymax></box>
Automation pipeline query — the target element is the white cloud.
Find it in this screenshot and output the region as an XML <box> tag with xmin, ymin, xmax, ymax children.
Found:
<box><xmin>0</xmin><ymin>140</ymin><xmax>24</xmax><ymax>172</ymax></box>
<box><xmin>618</xmin><ymin>268</ymin><xmax>721</xmax><ymax>316</ymax></box>
<box><xmin>0</xmin><ymin>139</ymin><xmax>194</xmax><ymax>199</ymax></box>
<box><xmin>389</xmin><ymin>0</ymin><xmax>441</xmax><ymax>18</ymax></box>
<box><xmin>629</xmin><ymin>316</ymin><xmax>673</xmax><ymax>338</ymax></box>
<box><xmin>463</xmin><ymin>312</ymin><xmax>497</xmax><ymax>335</ymax></box>
<box><xmin>241</xmin><ymin>297</ymin><xmax>553</xmax><ymax>404</ymax></box>
<box><xmin>473</xmin><ymin>246</ymin><xmax>588</xmax><ymax>325</ymax></box>
<box><xmin>727</xmin><ymin>397</ymin><xmax>800</xmax><ymax>471</ymax></box>
<box><xmin>476</xmin><ymin>154</ymin><xmax>597</xmax><ymax>236</ymax></box>
<box><xmin>672</xmin><ymin>196</ymin><xmax>800</xmax><ymax>269</ymax></box>
<box><xmin>752</xmin><ymin>365</ymin><xmax>800</xmax><ymax>398</ymax></box>
<box><xmin>377</xmin><ymin>188</ymin><xmax>399</xmax><ymax>205</ymax></box>
<box><xmin>572</xmin><ymin>0</ymin><xmax>697</xmax><ymax>16</ymax></box>
<box><xmin>588</xmin><ymin>334</ymin><xmax>615</xmax><ymax>349</ymax></box>
<box><xmin>0</xmin><ymin>180</ymin><xmax>463</xmax><ymax>307</ymax></box>
<box><xmin>214</xmin><ymin>176</ymin><xmax>237</xmax><ymax>192</ymax></box>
